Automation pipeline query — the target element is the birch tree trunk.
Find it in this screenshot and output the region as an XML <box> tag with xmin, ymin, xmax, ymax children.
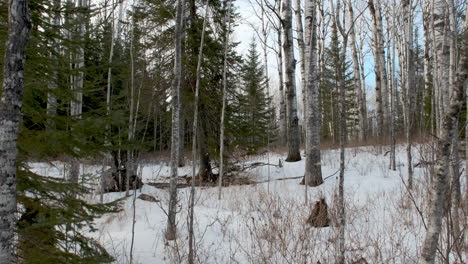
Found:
<box><xmin>47</xmin><ymin>0</ymin><xmax>61</xmax><ymax>131</ymax></box>
<box><xmin>294</xmin><ymin>0</ymin><xmax>306</xmax><ymax>141</ymax></box>
<box><xmin>420</xmin><ymin>5</ymin><xmax>468</xmax><ymax>263</ymax></box>
<box><xmin>330</xmin><ymin>1</ymin><xmax>347</xmax><ymax>261</ymax></box>
<box><xmin>276</xmin><ymin>0</ymin><xmax>287</xmax><ymax>146</ymax></box>
<box><xmin>368</xmin><ymin>0</ymin><xmax>385</xmax><ymax>142</ymax></box>
<box><xmin>283</xmin><ymin>0</ymin><xmax>301</xmax><ymax>161</ymax></box>
<box><xmin>402</xmin><ymin>0</ymin><xmax>414</xmax><ymax>189</ymax></box>
<box><xmin>69</xmin><ymin>0</ymin><xmax>87</xmax><ymax>184</ymax></box>
<box><xmin>188</xmin><ymin>2</ymin><xmax>208</xmax><ymax>261</ymax></box>
<box><xmin>303</xmin><ymin>0</ymin><xmax>323</xmax><ymax>187</ymax></box>
<box><xmin>0</xmin><ymin>0</ymin><xmax>31</xmax><ymax>262</ymax></box>
<box><xmin>166</xmin><ymin>0</ymin><xmax>184</xmax><ymax>240</ymax></box>
<box><xmin>347</xmin><ymin>3</ymin><xmax>366</xmax><ymax>142</ymax></box>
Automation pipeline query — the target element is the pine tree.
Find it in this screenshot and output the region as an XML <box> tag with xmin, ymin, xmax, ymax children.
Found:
<box><xmin>320</xmin><ymin>23</ymin><xmax>355</xmax><ymax>142</ymax></box>
<box><xmin>234</xmin><ymin>40</ymin><xmax>274</xmax><ymax>154</ymax></box>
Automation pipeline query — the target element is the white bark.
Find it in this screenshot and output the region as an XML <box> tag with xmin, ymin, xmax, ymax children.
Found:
<box><xmin>283</xmin><ymin>0</ymin><xmax>301</xmax><ymax>161</ymax></box>
<box><xmin>276</xmin><ymin>0</ymin><xmax>287</xmax><ymax>146</ymax></box>
<box><xmin>368</xmin><ymin>0</ymin><xmax>385</xmax><ymax>141</ymax></box>
<box><xmin>347</xmin><ymin>2</ymin><xmax>366</xmax><ymax>141</ymax></box>
<box><xmin>68</xmin><ymin>0</ymin><xmax>87</xmax><ymax>184</ymax></box>
<box><xmin>303</xmin><ymin>0</ymin><xmax>322</xmax><ymax>188</ymax></box>
<box><xmin>188</xmin><ymin>2</ymin><xmax>209</xmax><ymax>262</ymax></box>
<box><xmin>330</xmin><ymin>1</ymin><xmax>347</xmax><ymax>261</ymax></box>
<box><xmin>402</xmin><ymin>0</ymin><xmax>414</xmax><ymax>189</ymax></box>
<box><xmin>166</xmin><ymin>0</ymin><xmax>185</xmax><ymax>240</ymax></box>
<box><xmin>294</xmin><ymin>0</ymin><xmax>306</xmax><ymax>141</ymax></box>
<box><xmin>0</xmin><ymin>0</ymin><xmax>31</xmax><ymax>262</ymax></box>
<box><xmin>420</xmin><ymin>5</ymin><xmax>468</xmax><ymax>263</ymax></box>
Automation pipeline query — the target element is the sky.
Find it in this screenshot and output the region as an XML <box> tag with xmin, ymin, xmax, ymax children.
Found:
<box><xmin>232</xmin><ymin>0</ymin><xmax>380</xmax><ymax>116</ymax></box>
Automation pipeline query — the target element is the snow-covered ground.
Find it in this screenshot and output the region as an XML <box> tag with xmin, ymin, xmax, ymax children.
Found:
<box><xmin>29</xmin><ymin>145</ymin><xmax>467</xmax><ymax>263</ymax></box>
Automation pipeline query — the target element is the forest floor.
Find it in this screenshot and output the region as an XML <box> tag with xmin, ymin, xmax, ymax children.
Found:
<box><xmin>29</xmin><ymin>144</ymin><xmax>467</xmax><ymax>264</ymax></box>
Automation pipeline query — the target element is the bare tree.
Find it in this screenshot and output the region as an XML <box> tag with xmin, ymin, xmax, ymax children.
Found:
<box><xmin>368</xmin><ymin>0</ymin><xmax>387</xmax><ymax>143</ymax></box>
<box><xmin>283</xmin><ymin>0</ymin><xmax>301</xmax><ymax>161</ymax></box>
<box><xmin>294</xmin><ymin>0</ymin><xmax>306</xmax><ymax>139</ymax></box>
<box><xmin>0</xmin><ymin>0</ymin><xmax>31</xmax><ymax>262</ymax></box>
<box><xmin>347</xmin><ymin>2</ymin><xmax>367</xmax><ymax>142</ymax></box>
<box><xmin>303</xmin><ymin>0</ymin><xmax>323</xmax><ymax>190</ymax></box>
<box><xmin>166</xmin><ymin>0</ymin><xmax>185</xmax><ymax>240</ymax></box>
<box><xmin>420</xmin><ymin>4</ymin><xmax>468</xmax><ymax>263</ymax></box>
<box><xmin>188</xmin><ymin>2</ymin><xmax>209</xmax><ymax>262</ymax></box>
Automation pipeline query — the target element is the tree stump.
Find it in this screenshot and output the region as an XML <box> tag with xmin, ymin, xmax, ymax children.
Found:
<box><xmin>307</xmin><ymin>198</ymin><xmax>330</xmax><ymax>227</ymax></box>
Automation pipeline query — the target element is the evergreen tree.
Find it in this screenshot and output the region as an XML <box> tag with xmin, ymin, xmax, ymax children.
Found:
<box><xmin>233</xmin><ymin>40</ymin><xmax>275</xmax><ymax>154</ymax></box>
<box><xmin>320</xmin><ymin>23</ymin><xmax>356</xmax><ymax>142</ymax></box>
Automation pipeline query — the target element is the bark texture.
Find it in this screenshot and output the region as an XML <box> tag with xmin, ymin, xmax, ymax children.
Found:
<box><xmin>303</xmin><ymin>0</ymin><xmax>322</xmax><ymax>187</ymax></box>
<box><xmin>347</xmin><ymin>3</ymin><xmax>366</xmax><ymax>142</ymax></box>
<box><xmin>368</xmin><ymin>0</ymin><xmax>385</xmax><ymax>141</ymax></box>
<box><xmin>0</xmin><ymin>0</ymin><xmax>31</xmax><ymax>262</ymax></box>
<box><xmin>420</xmin><ymin>5</ymin><xmax>468</xmax><ymax>263</ymax></box>
<box><xmin>282</xmin><ymin>0</ymin><xmax>301</xmax><ymax>161</ymax></box>
<box><xmin>166</xmin><ymin>0</ymin><xmax>184</xmax><ymax>240</ymax></box>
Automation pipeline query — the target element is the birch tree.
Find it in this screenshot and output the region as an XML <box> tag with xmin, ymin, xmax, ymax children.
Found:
<box><xmin>303</xmin><ymin>0</ymin><xmax>323</xmax><ymax>188</ymax></box>
<box><xmin>188</xmin><ymin>1</ymin><xmax>209</xmax><ymax>261</ymax></box>
<box><xmin>0</xmin><ymin>0</ymin><xmax>31</xmax><ymax>262</ymax></box>
<box><xmin>69</xmin><ymin>0</ymin><xmax>88</xmax><ymax>184</ymax></box>
<box><xmin>347</xmin><ymin>2</ymin><xmax>367</xmax><ymax>141</ymax></box>
<box><xmin>402</xmin><ymin>0</ymin><xmax>414</xmax><ymax>189</ymax></box>
<box><xmin>282</xmin><ymin>0</ymin><xmax>301</xmax><ymax>161</ymax></box>
<box><xmin>47</xmin><ymin>0</ymin><xmax>61</xmax><ymax>131</ymax></box>
<box><xmin>368</xmin><ymin>0</ymin><xmax>387</xmax><ymax>142</ymax></box>
<box><xmin>420</xmin><ymin>4</ymin><xmax>468</xmax><ymax>264</ymax></box>
<box><xmin>166</xmin><ymin>0</ymin><xmax>184</xmax><ymax>240</ymax></box>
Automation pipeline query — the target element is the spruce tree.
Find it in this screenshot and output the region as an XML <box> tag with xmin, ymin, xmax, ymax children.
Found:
<box><xmin>234</xmin><ymin>40</ymin><xmax>275</xmax><ymax>154</ymax></box>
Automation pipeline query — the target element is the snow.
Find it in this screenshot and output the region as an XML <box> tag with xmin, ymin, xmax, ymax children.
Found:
<box><xmin>28</xmin><ymin>145</ymin><xmax>466</xmax><ymax>263</ymax></box>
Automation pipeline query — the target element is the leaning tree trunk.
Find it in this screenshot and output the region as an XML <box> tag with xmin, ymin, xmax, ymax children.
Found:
<box><xmin>166</xmin><ymin>0</ymin><xmax>184</xmax><ymax>241</ymax></box>
<box><xmin>188</xmin><ymin>2</ymin><xmax>208</xmax><ymax>261</ymax></box>
<box><xmin>420</xmin><ymin>4</ymin><xmax>468</xmax><ymax>263</ymax></box>
<box><xmin>0</xmin><ymin>0</ymin><xmax>31</xmax><ymax>262</ymax></box>
<box><xmin>303</xmin><ymin>0</ymin><xmax>323</xmax><ymax>188</ymax></box>
<box><xmin>282</xmin><ymin>0</ymin><xmax>301</xmax><ymax>162</ymax></box>
<box><xmin>294</xmin><ymin>0</ymin><xmax>306</xmax><ymax>142</ymax></box>
<box><xmin>347</xmin><ymin>3</ymin><xmax>366</xmax><ymax>142</ymax></box>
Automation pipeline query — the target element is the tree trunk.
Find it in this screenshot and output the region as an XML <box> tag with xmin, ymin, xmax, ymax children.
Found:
<box><xmin>347</xmin><ymin>3</ymin><xmax>366</xmax><ymax>142</ymax></box>
<box><xmin>166</xmin><ymin>0</ymin><xmax>185</xmax><ymax>240</ymax></box>
<box><xmin>303</xmin><ymin>0</ymin><xmax>323</xmax><ymax>187</ymax></box>
<box><xmin>47</xmin><ymin>0</ymin><xmax>61</xmax><ymax>131</ymax></box>
<box><xmin>330</xmin><ymin>1</ymin><xmax>347</xmax><ymax>261</ymax></box>
<box><xmin>420</xmin><ymin>5</ymin><xmax>468</xmax><ymax>263</ymax></box>
<box><xmin>69</xmin><ymin>0</ymin><xmax>87</xmax><ymax>184</ymax></box>
<box><xmin>276</xmin><ymin>0</ymin><xmax>287</xmax><ymax>146</ymax></box>
<box><xmin>188</xmin><ymin>2</ymin><xmax>208</xmax><ymax>261</ymax></box>
<box><xmin>0</xmin><ymin>0</ymin><xmax>31</xmax><ymax>262</ymax></box>
<box><xmin>403</xmin><ymin>0</ymin><xmax>414</xmax><ymax>189</ymax></box>
<box><xmin>294</xmin><ymin>0</ymin><xmax>306</xmax><ymax>143</ymax></box>
<box><xmin>368</xmin><ymin>0</ymin><xmax>385</xmax><ymax>143</ymax></box>
<box><xmin>218</xmin><ymin>0</ymin><xmax>232</xmax><ymax>200</ymax></box>
<box><xmin>283</xmin><ymin>0</ymin><xmax>301</xmax><ymax>162</ymax></box>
